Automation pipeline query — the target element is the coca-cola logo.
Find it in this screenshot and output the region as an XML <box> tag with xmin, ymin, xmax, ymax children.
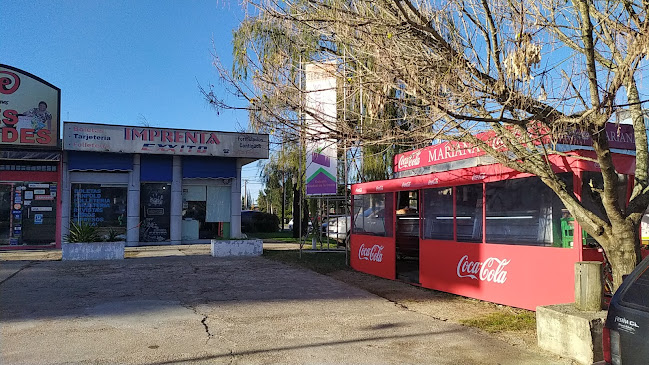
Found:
<box><xmin>397</xmin><ymin>151</ymin><xmax>421</xmax><ymax>170</ymax></box>
<box><xmin>355</xmin><ymin>188</ymin><xmax>363</xmax><ymax>193</ymax></box>
<box><xmin>427</xmin><ymin>178</ymin><xmax>439</xmax><ymax>185</ymax></box>
<box><xmin>472</xmin><ymin>174</ymin><xmax>486</xmax><ymax>181</ymax></box>
<box><xmin>0</xmin><ymin>70</ymin><xmax>21</xmax><ymax>95</ymax></box>
<box><xmin>456</xmin><ymin>255</ymin><xmax>510</xmax><ymax>284</ymax></box>
<box><xmin>401</xmin><ymin>181</ymin><xmax>411</xmax><ymax>188</ymax></box>
<box><xmin>358</xmin><ymin>244</ymin><xmax>384</xmax><ymax>262</ymax></box>
<box><xmin>375</xmin><ymin>185</ymin><xmax>384</xmax><ymax>191</ymax></box>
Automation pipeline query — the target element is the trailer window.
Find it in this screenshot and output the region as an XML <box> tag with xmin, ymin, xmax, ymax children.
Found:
<box><xmin>485</xmin><ymin>175</ymin><xmax>570</xmax><ymax>246</ymax></box>
<box><xmin>422</xmin><ymin>187</ymin><xmax>453</xmax><ymax>240</ymax></box>
<box><xmin>456</xmin><ymin>184</ymin><xmax>483</xmax><ymax>243</ymax></box>
<box><xmin>352</xmin><ymin>193</ymin><xmax>393</xmax><ymax>237</ymax></box>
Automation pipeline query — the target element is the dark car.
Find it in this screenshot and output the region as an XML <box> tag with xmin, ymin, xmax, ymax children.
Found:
<box><xmin>241</xmin><ymin>210</ymin><xmax>279</xmax><ymax>233</ymax></box>
<box><xmin>599</xmin><ymin>254</ymin><xmax>649</xmax><ymax>365</ymax></box>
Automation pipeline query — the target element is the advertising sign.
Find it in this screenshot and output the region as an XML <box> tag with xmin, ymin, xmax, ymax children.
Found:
<box><xmin>0</xmin><ymin>64</ymin><xmax>60</xmax><ymax>148</ymax></box>
<box><xmin>417</xmin><ymin>240</ymin><xmax>576</xmax><ymax>310</ymax></box>
<box><xmin>304</xmin><ymin>62</ymin><xmax>338</xmax><ymax>195</ymax></box>
<box><xmin>394</xmin><ymin>123</ymin><xmax>636</xmax><ymax>173</ymax></box>
<box><xmin>63</xmin><ymin>122</ymin><xmax>269</xmax><ymax>159</ymax></box>
<box><xmin>350</xmin><ymin>235</ymin><xmax>396</xmax><ymax>280</ymax></box>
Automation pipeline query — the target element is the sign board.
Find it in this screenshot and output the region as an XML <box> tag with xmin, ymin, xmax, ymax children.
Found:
<box><xmin>394</xmin><ymin>123</ymin><xmax>636</xmax><ymax>173</ymax></box>
<box><xmin>304</xmin><ymin>62</ymin><xmax>338</xmax><ymax>195</ymax></box>
<box><xmin>0</xmin><ymin>64</ymin><xmax>60</xmax><ymax>148</ymax></box>
<box><xmin>63</xmin><ymin>122</ymin><xmax>269</xmax><ymax>159</ymax></box>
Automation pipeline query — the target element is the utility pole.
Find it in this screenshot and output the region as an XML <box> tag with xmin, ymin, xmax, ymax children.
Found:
<box><xmin>244</xmin><ymin>179</ymin><xmax>248</xmax><ymax>209</ymax></box>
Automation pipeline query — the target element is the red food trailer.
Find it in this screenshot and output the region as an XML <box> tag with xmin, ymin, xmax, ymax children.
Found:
<box><xmin>349</xmin><ymin>124</ymin><xmax>636</xmax><ymax>310</ymax></box>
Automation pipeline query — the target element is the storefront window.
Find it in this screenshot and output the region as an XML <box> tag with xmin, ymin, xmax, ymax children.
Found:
<box><xmin>140</xmin><ymin>183</ymin><xmax>171</xmax><ymax>242</ymax></box>
<box><xmin>1</xmin><ymin>182</ymin><xmax>57</xmax><ymax>246</ymax></box>
<box><xmin>456</xmin><ymin>184</ymin><xmax>483</xmax><ymax>243</ymax></box>
<box><xmin>352</xmin><ymin>193</ymin><xmax>393</xmax><ymax>237</ymax></box>
<box><xmin>422</xmin><ymin>187</ymin><xmax>453</xmax><ymax>240</ymax></box>
<box><xmin>182</xmin><ymin>184</ymin><xmax>231</xmax><ymax>240</ymax></box>
<box><xmin>71</xmin><ymin>184</ymin><xmax>127</xmax><ymax>235</ymax></box>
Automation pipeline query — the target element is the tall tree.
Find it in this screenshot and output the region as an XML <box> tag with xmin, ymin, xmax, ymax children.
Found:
<box><xmin>208</xmin><ymin>0</ymin><xmax>649</xmax><ymax>289</ymax></box>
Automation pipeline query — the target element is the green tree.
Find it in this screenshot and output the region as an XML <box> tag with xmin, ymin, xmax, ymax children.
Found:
<box><xmin>209</xmin><ymin>0</ymin><xmax>649</xmax><ymax>289</ymax></box>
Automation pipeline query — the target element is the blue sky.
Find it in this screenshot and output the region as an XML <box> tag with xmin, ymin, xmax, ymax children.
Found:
<box><xmin>1</xmin><ymin>0</ymin><xmax>264</xmax><ymax>200</ymax></box>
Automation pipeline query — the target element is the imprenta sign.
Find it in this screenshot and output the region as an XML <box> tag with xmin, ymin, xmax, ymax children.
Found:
<box><xmin>64</xmin><ymin>122</ymin><xmax>269</xmax><ymax>159</ymax></box>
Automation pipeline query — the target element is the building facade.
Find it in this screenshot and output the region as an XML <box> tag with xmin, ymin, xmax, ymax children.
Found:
<box><xmin>0</xmin><ymin>64</ymin><xmax>62</xmax><ymax>249</ymax></box>
<box><xmin>61</xmin><ymin>122</ymin><xmax>268</xmax><ymax>246</ymax></box>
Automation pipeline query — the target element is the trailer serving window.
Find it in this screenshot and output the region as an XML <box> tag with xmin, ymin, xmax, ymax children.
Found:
<box><xmin>422</xmin><ymin>187</ymin><xmax>453</xmax><ymax>240</ymax></box>
<box><xmin>352</xmin><ymin>193</ymin><xmax>393</xmax><ymax>237</ymax></box>
<box><xmin>456</xmin><ymin>184</ymin><xmax>483</xmax><ymax>243</ymax></box>
<box><xmin>485</xmin><ymin>176</ymin><xmax>567</xmax><ymax>246</ymax></box>
<box><xmin>422</xmin><ymin>174</ymin><xmax>575</xmax><ymax>247</ymax></box>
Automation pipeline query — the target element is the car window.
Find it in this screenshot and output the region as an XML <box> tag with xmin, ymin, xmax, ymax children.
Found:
<box><xmin>621</xmin><ymin>263</ymin><xmax>649</xmax><ymax>310</ymax></box>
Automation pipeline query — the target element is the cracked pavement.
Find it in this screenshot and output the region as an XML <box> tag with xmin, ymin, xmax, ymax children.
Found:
<box><xmin>0</xmin><ymin>245</ymin><xmax>572</xmax><ymax>364</ymax></box>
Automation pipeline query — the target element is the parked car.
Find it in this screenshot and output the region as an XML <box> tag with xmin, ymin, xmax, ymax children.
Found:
<box><xmin>287</xmin><ymin>219</ymin><xmax>312</xmax><ymax>231</ymax></box>
<box><xmin>241</xmin><ymin>210</ymin><xmax>279</xmax><ymax>233</ymax></box>
<box><xmin>325</xmin><ymin>215</ymin><xmax>351</xmax><ymax>245</ymax></box>
<box><xmin>599</xmin><ymin>254</ymin><xmax>649</xmax><ymax>365</ymax></box>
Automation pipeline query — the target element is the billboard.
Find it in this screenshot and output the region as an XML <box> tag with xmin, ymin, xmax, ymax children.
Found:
<box><xmin>0</xmin><ymin>64</ymin><xmax>60</xmax><ymax>148</ymax></box>
<box><xmin>305</xmin><ymin>62</ymin><xmax>338</xmax><ymax>195</ymax></box>
<box><xmin>63</xmin><ymin>122</ymin><xmax>269</xmax><ymax>159</ymax></box>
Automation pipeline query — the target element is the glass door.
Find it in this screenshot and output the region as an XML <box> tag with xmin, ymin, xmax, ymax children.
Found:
<box><xmin>0</xmin><ymin>184</ymin><xmax>11</xmax><ymax>245</ymax></box>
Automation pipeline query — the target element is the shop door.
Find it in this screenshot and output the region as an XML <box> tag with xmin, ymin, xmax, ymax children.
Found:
<box><xmin>0</xmin><ymin>184</ymin><xmax>11</xmax><ymax>244</ymax></box>
<box><xmin>20</xmin><ymin>183</ymin><xmax>57</xmax><ymax>245</ymax></box>
<box><xmin>395</xmin><ymin>190</ymin><xmax>420</xmax><ymax>283</ymax></box>
<box><xmin>140</xmin><ymin>183</ymin><xmax>171</xmax><ymax>242</ymax></box>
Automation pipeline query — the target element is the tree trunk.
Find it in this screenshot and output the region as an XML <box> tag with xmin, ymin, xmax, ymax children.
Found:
<box><xmin>603</xmin><ymin>225</ymin><xmax>639</xmax><ymax>290</ymax></box>
<box><xmin>292</xmin><ymin>183</ymin><xmax>300</xmax><ymax>238</ymax></box>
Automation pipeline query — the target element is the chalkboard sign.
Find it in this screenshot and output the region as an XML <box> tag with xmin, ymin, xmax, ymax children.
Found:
<box><xmin>71</xmin><ymin>184</ymin><xmax>127</xmax><ymax>227</ymax></box>
<box><xmin>140</xmin><ymin>183</ymin><xmax>171</xmax><ymax>242</ymax></box>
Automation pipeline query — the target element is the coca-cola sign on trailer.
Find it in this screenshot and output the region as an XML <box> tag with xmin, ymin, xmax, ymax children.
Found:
<box><xmin>358</xmin><ymin>244</ymin><xmax>384</xmax><ymax>262</ymax></box>
<box><xmin>456</xmin><ymin>255</ymin><xmax>510</xmax><ymax>284</ymax></box>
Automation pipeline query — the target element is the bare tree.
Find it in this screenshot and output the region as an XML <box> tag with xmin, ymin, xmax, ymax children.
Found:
<box><xmin>206</xmin><ymin>0</ymin><xmax>649</xmax><ymax>289</ymax></box>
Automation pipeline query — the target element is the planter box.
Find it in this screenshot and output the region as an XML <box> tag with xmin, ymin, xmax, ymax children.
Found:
<box><xmin>62</xmin><ymin>242</ymin><xmax>125</xmax><ymax>261</ymax></box>
<box><xmin>211</xmin><ymin>239</ymin><xmax>263</xmax><ymax>257</ymax></box>
<box><xmin>536</xmin><ymin>304</ymin><xmax>606</xmax><ymax>365</ymax></box>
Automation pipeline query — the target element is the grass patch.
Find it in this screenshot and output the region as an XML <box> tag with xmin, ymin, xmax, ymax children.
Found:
<box><xmin>263</xmin><ymin>249</ymin><xmax>349</xmax><ymax>274</ymax></box>
<box><xmin>247</xmin><ymin>231</ymin><xmax>295</xmax><ymax>240</ymax></box>
<box><xmin>460</xmin><ymin>311</ymin><xmax>536</xmax><ymax>333</ymax></box>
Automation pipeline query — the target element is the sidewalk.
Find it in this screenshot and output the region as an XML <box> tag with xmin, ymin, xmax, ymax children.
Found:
<box><xmin>0</xmin><ymin>244</ymin><xmax>572</xmax><ymax>364</ymax></box>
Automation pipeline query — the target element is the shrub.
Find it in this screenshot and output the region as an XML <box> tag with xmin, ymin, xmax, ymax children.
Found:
<box><xmin>64</xmin><ymin>221</ymin><xmax>101</xmax><ymax>243</ymax></box>
<box><xmin>241</xmin><ymin>211</ymin><xmax>279</xmax><ymax>233</ymax></box>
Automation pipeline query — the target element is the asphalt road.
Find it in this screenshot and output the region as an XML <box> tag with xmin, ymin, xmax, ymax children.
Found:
<box><xmin>0</xmin><ymin>246</ymin><xmax>571</xmax><ymax>365</ymax></box>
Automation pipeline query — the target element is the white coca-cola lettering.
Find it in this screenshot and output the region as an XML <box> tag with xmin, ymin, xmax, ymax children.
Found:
<box><xmin>427</xmin><ymin>178</ymin><xmax>439</xmax><ymax>185</ymax></box>
<box><xmin>472</xmin><ymin>174</ymin><xmax>486</xmax><ymax>181</ymax></box>
<box><xmin>358</xmin><ymin>244</ymin><xmax>384</xmax><ymax>262</ymax></box>
<box><xmin>376</xmin><ymin>185</ymin><xmax>384</xmax><ymax>191</ymax></box>
<box><xmin>355</xmin><ymin>188</ymin><xmax>363</xmax><ymax>193</ymax></box>
<box><xmin>456</xmin><ymin>255</ymin><xmax>510</xmax><ymax>284</ymax></box>
<box><xmin>397</xmin><ymin>151</ymin><xmax>421</xmax><ymax>170</ymax></box>
<box><xmin>401</xmin><ymin>181</ymin><xmax>411</xmax><ymax>188</ymax></box>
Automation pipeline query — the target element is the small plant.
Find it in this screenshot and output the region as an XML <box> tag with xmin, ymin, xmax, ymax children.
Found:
<box><xmin>105</xmin><ymin>229</ymin><xmax>121</xmax><ymax>242</ymax></box>
<box><xmin>64</xmin><ymin>221</ymin><xmax>101</xmax><ymax>243</ymax></box>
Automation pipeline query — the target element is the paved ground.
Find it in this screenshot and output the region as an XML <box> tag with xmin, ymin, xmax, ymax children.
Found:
<box><xmin>0</xmin><ymin>244</ymin><xmax>572</xmax><ymax>365</ymax></box>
